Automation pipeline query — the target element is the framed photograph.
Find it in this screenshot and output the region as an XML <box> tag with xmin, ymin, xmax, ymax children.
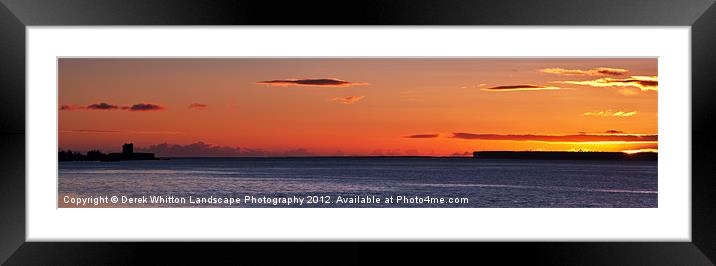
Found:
<box><xmin>1</xmin><ymin>0</ymin><xmax>715</xmax><ymax>264</ymax></box>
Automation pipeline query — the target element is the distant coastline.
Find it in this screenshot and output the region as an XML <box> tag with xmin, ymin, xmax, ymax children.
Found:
<box><xmin>157</xmin><ymin>152</ymin><xmax>656</xmax><ymax>161</ymax></box>
<box><xmin>473</xmin><ymin>151</ymin><xmax>657</xmax><ymax>161</ymax></box>
<box><xmin>59</xmin><ymin>143</ymin><xmax>160</xmax><ymax>162</ymax></box>
<box><xmin>59</xmin><ymin>142</ymin><xmax>657</xmax><ymax>162</ymax></box>
<box><xmin>59</xmin><ymin>152</ymin><xmax>657</xmax><ymax>161</ymax></box>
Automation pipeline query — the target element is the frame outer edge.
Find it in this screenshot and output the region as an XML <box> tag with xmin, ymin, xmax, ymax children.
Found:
<box><xmin>0</xmin><ymin>0</ymin><xmax>714</xmax><ymax>25</ymax></box>
<box><xmin>0</xmin><ymin>1</ymin><xmax>26</xmax><ymax>265</ymax></box>
<box><xmin>692</xmin><ymin>1</ymin><xmax>716</xmax><ymax>263</ymax></box>
<box><xmin>0</xmin><ymin>1</ymin><xmax>24</xmax><ymax>134</ymax></box>
<box><xmin>0</xmin><ymin>0</ymin><xmax>715</xmax><ymax>264</ymax></box>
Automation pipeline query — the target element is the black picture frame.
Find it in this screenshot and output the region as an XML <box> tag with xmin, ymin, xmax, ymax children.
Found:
<box><xmin>1</xmin><ymin>0</ymin><xmax>715</xmax><ymax>264</ymax></box>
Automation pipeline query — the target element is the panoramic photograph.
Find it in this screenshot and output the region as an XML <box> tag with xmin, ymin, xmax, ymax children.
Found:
<box><xmin>57</xmin><ymin>58</ymin><xmax>658</xmax><ymax>208</ymax></box>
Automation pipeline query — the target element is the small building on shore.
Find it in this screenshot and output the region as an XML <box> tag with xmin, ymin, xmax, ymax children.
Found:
<box><xmin>107</xmin><ymin>143</ymin><xmax>156</xmax><ymax>160</ymax></box>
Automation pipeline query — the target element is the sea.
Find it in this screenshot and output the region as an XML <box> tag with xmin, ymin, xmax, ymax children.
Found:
<box><xmin>58</xmin><ymin>157</ymin><xmax>658</xmax><ymax>208</ymax></box>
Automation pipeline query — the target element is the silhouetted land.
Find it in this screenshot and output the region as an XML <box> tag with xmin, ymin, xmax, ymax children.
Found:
<box><xmin>58</xmin><ymin>150</ymin><xmax>159</xmax><ymax>161</ymax></box>
<box><xmin>59</xmin><ymin>143</ymin><xmax>158</xmax><ymax>161</ymax></box>
<box><xmin>58</xmin><ymin>144</ymin><xmax>657</xmax><ymax>162</ymax></box>
<box><xmin>473</xmin><ymin>151</ymin><xmax>657</xmax><ymax>161</ymax></box>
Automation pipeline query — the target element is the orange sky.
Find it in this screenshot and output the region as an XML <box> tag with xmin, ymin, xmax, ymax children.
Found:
<box><xmin>58</xmin><ymin>58</ymin><xmax>658</xmax><ymax>156</ymax></box>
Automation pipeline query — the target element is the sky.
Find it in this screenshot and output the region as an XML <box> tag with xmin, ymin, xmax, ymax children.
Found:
<box><xmin>58</xmin><ymin>58</ymin><xmax>658</xmax><ymax>157</ymax></box>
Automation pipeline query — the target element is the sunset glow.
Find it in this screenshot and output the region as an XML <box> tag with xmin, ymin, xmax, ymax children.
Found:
<box><xmin>58</xmin><ymin>58</ymin><xmax>658</xmax><ymax>157</ymax></box>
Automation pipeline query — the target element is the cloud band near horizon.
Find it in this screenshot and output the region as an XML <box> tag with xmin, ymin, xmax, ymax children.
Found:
<box><xmin>451</xmin><ymin>133</ymin><xmax>657</xmax><ymax>142</ymax></box>
<box><xmin>137</xmin><ymin>142</ymin><xmax>313</xmax><ymax>157</ymax></box>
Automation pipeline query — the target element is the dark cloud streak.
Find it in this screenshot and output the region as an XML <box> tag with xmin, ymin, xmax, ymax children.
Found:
<box><xmin>86</xmin><ymin>102</ymin><xmax>118</xmax><ymax>110</ymax></box>
<box><xmin>482</xmin><ymin>85</ymin><xmax>560</xmax><ymax>92</ymax></box>
<box><xmin>404</xmin><ymin>134</ymin><xmax>439</xmax><ymax>138</ymax></box>
<box><xmin>128</xmin><ymin>103</ymin><xmax>164</xmax><ymax>111</ymax></box>
<box><xmin>257</xmin><ymin>78</ymin><xmax>368</xmax><ymax>87</ymax></box>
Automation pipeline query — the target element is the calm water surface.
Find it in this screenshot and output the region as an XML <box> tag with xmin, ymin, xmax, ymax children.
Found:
<box><xmin>58</xmin><ymin>158</ymin><xmax>657</xmax><ymax>208</ymax></box>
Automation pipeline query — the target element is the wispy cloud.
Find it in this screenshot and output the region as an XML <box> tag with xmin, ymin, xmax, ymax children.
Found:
<box><xmin>60</xmin><ymin>129</ymin><xmax>121</xmax><ymax>133</ymax></box>
<box><xmin>331</xmin><ymin>96</ymin><xmax>365</xmax><ymax>104</ymax></box>
<box><xmin>130</xmin><ymin>130</ymin><xmax>182</xmax><ymax>135</ymax></box>
<box><xmin>404</xmin><ymin>133</ymin><xmax>440</xmax><ymax>138</ymax></box>
<box><xmin>451</xmin><ymin>132</ymin><xmax>657</xmax><ymax>142</ymax></box>
<box><xmin>584</xmin><ymin>110</ymin><xmax>637</xmax><ymax>117</ymax></box>
<box><xmin>257</xmin><ymin>78</ymin><xmax>368</xmax><ymax>87</ymax></box>
<box><xmin>558</xmin><ymin>76</ymin><xmax>657</xmax><ymax>91</ymax></box>
<box><xmin>461</xmin><ymin>84</ymin><xmax>487</xmax><ymax>89</ymax></box>
<box><xmin>188</xmin><ymin>103</ymin><xmax>208</xmax><ymax>110</ymax></box>
<box><xmin>86</xmin><ymin>102</ymin><xmax>118</xmax><ymax>110</ymax></box>
<box><xmin>540</xmin><ymin>67</ymin><xmax>628</xmax><ymax>76</ymax></box>
<box><xmin>617</xmin><ymin>88</ymin><xmax>640</xmax><ymax>96</ymax></box>
<box><xmin>60</xmin><ymin>129</ymin><xmax>181</xmax><ymax>134</ymax></box>
<box><xmin>481</xmin><ymin>85</ymin><xmax>561</xmax><ymax>92</ymax></box>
